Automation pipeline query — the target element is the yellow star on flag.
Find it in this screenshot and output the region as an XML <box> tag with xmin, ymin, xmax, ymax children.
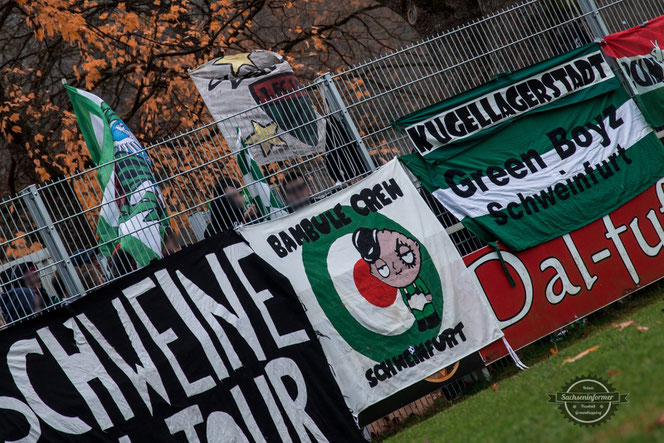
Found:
<box><xmin>213</xmin><ymin>53</ymin><xmax>257</xmax><ymax>76</ymax></box>
<box><xmin>245</xmin><ymin>121</ymin><xmax>287</xmax><ymax>157</ymax></box>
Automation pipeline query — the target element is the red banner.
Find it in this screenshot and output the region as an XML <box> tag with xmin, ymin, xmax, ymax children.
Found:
<box><xmin>601</xmin><ymin>15</ymin><xmax>664</xmax><ymax>127</ymax></box>
<box><xmin>469</xmin><ymin>178</ymin><xmax>664</xmax><ymax>362</ymax></box>
<box><xmin>602</xmin><ymin>15</ymin><xmax>664</xmax><ymax>59</ymax></box>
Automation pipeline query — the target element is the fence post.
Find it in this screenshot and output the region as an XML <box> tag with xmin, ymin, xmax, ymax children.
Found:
<box><xmin>578</xmin><ymin>0</ymin><xmax>610</xmax><ymax>38</ymax></box>
<box><xmin>21</xmin><ymin>185</ymin><xmax>86</xmax><ymax>299</ymax></box>
<box><xmin>578</xmin><ymin>0</ymin><xmax>644</xmax><ymax>102</ymax></box>
<box><xmin>320</xmin><ymin>73</ymin><xmax>376</xmax><ymax>173</ymax></box>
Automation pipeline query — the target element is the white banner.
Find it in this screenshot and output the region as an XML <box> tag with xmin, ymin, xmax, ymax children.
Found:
<box><xmin>189</xmin><ymin>50</ymin><xmax>325</xmax><ymax>165</ymax></box>
<box><xmin>241</xmin><ymin>159</ymin><xmax>503</xmax><ymax>414</ymax></box>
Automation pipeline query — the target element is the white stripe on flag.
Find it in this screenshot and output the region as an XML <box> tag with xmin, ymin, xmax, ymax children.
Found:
<box><xmin>90</xmin><ymin>113</ymin><xmax>106</xmax><ymax>153</ymax></box>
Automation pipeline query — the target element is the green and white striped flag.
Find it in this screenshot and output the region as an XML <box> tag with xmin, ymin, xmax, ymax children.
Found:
<box><xmin>397</xmin><ymin>44</ymin><xmax>664</xmax><ymax>251</ymax></box>
<box><xmin>65</xmin><ymin>85</ymin><xmax>169</xmax><ymax>266</ymax></box>
<box><xmin>235</xmin><ymin>128</ymin><xmax>288</xmax><ymax>220</ymax></box>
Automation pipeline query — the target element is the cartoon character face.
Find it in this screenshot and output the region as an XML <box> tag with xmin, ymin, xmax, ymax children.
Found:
<box><xmin>110</xmin><ymin>120</ymin><xmax>137</xmax><ymax>143</ymax></box>
<box><xmin>368</xmin><ymin>229</ymin><xmax>421</xmax><ymax>288</ymax></box>
<box><xmin>110</xmin><ymin>120</ymin><xmax>149</xmax><ymax>159</ymax></box>
<box><xmin>101</xmin><ymin>102</ymin><xmax>150</xmax><ymax>162</ymax></box>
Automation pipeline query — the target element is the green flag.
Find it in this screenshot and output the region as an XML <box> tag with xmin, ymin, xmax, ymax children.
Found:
<box><xmin>65</xmin><ymin>85</ymin><xmax>168</xmax><ymax>266</ymax></box>
<box><xmin>235</xmin><ymin>128</ymin><xmax>288</xmax><ymax>219</ymax></box>
<box><xmin>396</xmin><ymin>44</ymin><xmax>664</xmax><ymax>251</ymax></box>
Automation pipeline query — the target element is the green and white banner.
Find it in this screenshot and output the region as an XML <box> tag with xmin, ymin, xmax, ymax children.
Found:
<box><xmin>66</xmin><ymin>85</ymin><xmax>168</xmax><ymax>266</ymax></box>
<box><xmin>234</xmin><ymin>128</ymin><xmax>288</xmax><ymax>220</ymax></box>
<box><xmin>241</xmin><ymin>159</ymin><xmax>503</xmax><ymax>415</ymax></box>
<box><xmin>397</xmin><ymin>44</ymin><xmax>664</xmax><ymax>251</ymax></box>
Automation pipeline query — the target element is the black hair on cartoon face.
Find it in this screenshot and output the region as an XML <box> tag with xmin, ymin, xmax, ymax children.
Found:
<box><xmin>352</xmin><ymin>227</ymin><xmax>381</xmax><ymax>264</ymax></box>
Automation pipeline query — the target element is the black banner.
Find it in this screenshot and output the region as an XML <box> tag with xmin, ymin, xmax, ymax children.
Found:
<box><xmin>0</xmin><ymin>232</ymin><xmax>363</xmax><ymax>442</ymax></box>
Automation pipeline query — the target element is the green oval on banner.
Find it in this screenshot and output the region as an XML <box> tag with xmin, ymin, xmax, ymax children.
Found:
<box><xmin>301</xmin><ymin>206</ymin><xmax>443</xmax><ymax>362</ymax></box>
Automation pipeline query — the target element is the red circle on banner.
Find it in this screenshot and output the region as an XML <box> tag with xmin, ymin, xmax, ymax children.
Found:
<box><xmin>353</xmin><ymin>259</ymin><xmax>398</xmax><ymax>307</ymax></box>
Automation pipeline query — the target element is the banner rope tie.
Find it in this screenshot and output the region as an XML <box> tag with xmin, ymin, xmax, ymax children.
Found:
<box><xmin>502</xmin><ymin>336</ymin><xmax>529</xmax><ymax>370</ymax></box>
<box><xmin>488</xmin><ymin>242</ymin><xmax>516</xmax><ymax>287</ymax></box>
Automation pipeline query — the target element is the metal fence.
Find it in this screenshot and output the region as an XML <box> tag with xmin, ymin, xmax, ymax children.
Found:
<box><xmin>0</xmin><ymin>0</ymin><xmax>661</xmax><ymax>333</ymax></box>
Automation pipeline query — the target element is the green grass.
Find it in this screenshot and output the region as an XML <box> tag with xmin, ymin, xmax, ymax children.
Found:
<box><xmin>386</xmin><ymin>285</ymin><xmax>664</xmax><ymax>443</ymax></box>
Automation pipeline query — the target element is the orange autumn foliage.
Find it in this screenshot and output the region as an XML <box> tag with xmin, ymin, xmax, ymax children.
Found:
<box><xmin>1</xmin><ymin>0</ymin><xmax>412</xmax><ymax>187</ymax></box>
<box><xmin>0</xmin><ymin>0</ymin><xmax>415</xmax><ymax>261</ymax></box>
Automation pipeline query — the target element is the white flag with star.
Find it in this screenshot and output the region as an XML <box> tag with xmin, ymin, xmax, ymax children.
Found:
<box><xmin>189</xmin><ymin>50</ymin><xmax>326</xmax><ymax>165</ymax></box>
